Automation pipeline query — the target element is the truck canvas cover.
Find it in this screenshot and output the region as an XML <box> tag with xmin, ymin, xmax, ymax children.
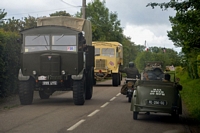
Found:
<box><xmin>37</xmin><ymin>16</ymin><xmax>92</xmax><ymax>45</ymax></box>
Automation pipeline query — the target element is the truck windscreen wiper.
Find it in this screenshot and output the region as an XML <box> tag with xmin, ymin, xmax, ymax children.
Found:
<box><xmin>56</xmin><ymin>34</ymin><xmax>64</xmax><ymax>41</ymax></box>
<box><xmin>32</xmin><ymin>34</ymin><xmax>40</xmax><ymax>40</ymax></box>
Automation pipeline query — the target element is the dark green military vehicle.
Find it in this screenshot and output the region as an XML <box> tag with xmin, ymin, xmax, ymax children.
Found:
<box><xmin>131</xmin><ymin>62</ymin><xmax>182</xmax><ymax>120</ymax></box>
<box><xmin>18</xmin><ymin>16</ymin><xmax>94</xmax><ymax>105</ymax></box>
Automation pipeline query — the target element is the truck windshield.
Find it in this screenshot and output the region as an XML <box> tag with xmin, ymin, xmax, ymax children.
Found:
<box><xmin>25</xmin><ymin>35</ymin><xmax>49</xmax><ymax>52</ymax></box>
<box><xmin>24</xmin><ymin>35</ymin><xmax>77</xmax><ymax>52</ymax></box>
<box><xmin>102</xmin><ymin>48</ymin><xmax>115</xmax><ymax>57</ymax></box>
<box><xmin>95</xmin><ymin>48</ymin><xmax>100</xmax><ymax>56</ymax></box>
<box><xmin>52</xmin><ymin>35</ymin><xmax>77</xmax><ymax>52</ymax></box>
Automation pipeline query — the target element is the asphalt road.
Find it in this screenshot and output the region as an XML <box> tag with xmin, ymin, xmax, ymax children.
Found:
<box><xmin>0</xmin><ymin>79</ymin><xmax>194</xmax><ymax>133</ymax></box>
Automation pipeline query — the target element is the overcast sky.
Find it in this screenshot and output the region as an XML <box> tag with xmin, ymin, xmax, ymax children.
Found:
<box><xmin>1</xmin><ymin>0</ymin><xmax>181</xmax><ymax>52</ymax></box>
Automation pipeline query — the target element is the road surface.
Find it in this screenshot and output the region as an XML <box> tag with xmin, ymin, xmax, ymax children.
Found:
<box><xmin>0</xmin><ymin>79</ymin><xmax>193</xmax><ymax>133</ymax></box>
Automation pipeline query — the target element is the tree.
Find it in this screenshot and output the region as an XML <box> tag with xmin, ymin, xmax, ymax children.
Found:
<box><xmin>135</xmin><ymin>46</ymin><xmax>180</xmax><ymax>72</ymax></box>
<box><xmin>0</xmin><ymin>9</ymin><xmax>7</xmax><ymax>27</ymax></box>
<box><xmin>147</xmin><ymin>1</ymin><xmax>200</xmax><ymax>53</ymax></box>
<box><xmin>147</xmin><ymin>0</ymin><xmax>200</xmax><ymax>79</ymax></box>
<box><xmin>2</xmin><ymin>16</ymin><xmax>37</xmax><ymax>32</ymax></box>
<box><xmin>76</xmin><ymin>0</ymin><xmax>123</xmax><ymax>42</ymax></box>
<box><xmin>50</xmin><ymin>11</ymin><xmax>71</xmax><ymax>17</ymax></box>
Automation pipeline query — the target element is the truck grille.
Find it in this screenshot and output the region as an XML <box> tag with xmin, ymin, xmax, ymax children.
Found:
<box><xmin>40</xmin><ymin>54</ymin><xmax>61</xmax><ymax>76</ymax></box>
<box><xmin>96</xmin><ymin>59</ymin><xmax>106</xmax><ymax>69</ymax></box>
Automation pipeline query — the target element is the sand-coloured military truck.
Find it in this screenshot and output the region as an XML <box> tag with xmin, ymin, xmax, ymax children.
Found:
<box><xmin>92</xmin><ymin>41</ymin><xmax>123</xmax><ymax>86</ymax></box>
<box><xmin>18</xmin><ymin>16</ymin><xmax>94</xmax><ymax>105</ymax></box>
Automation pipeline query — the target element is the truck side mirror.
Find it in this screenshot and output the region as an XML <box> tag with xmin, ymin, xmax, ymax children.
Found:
<box><xmin>17</xmin><ymin>38</ymin><xmax>21</xmax><ymax>44</ymax></box>
<box><xmin>177</xmin><ymin>84</ymin><xmax>182</xmax><ymax>91</ymax></box>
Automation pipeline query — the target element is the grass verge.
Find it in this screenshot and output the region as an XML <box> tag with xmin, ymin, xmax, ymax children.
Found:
<box><xmin>176</xmin><ymin>68</ymin><xmax>200</xmax><ymax>121</ymax></box>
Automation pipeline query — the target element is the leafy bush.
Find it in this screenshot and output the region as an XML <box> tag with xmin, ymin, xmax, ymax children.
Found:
<box><xmin>0</xmin><ymin>29</ymin><xmax>20</xmax><ymax>97</ymax></box>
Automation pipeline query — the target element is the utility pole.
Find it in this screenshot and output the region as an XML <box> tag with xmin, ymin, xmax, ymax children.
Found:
<box><xmin>82</xmin><ymin>0</ymin><xmax>86</xmax><ymax>19</ymax></box>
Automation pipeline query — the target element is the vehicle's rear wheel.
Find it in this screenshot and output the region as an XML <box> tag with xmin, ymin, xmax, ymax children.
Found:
<box><xmin>171</xmin><ymin>110</ymin><xmax>179</xmax><ymax>120</ymax></box>
<box><xmin>39</xmin><ymin>91</ymin><xmax>50</xmax><ymax>99</ymax></box>
<box><xmin>85</xmin><ymin>68</ymin><xmax>93</xmax><ymax>100</ymax></box>
<box><xmin>19</xmin><ymin>77</ymin><xmax>35</xmax><ymax>105</ymax></box>
<box><xmin>133</xmin><ymin>112</ymin><xmax>138</xmax><ymax>120</ymax></box>
<box><xmin>112</xmin><ymin>73</ymin><xmax>119</xmax><ymax>86</ymax></box>
<box><xmin>73</xmin><ymin>75</ymin><xmax>86</xmax><ymax>105</ymax></box>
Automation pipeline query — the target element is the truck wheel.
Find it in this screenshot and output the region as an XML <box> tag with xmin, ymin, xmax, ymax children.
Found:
<box><xmin>112</xmin><ymin>73</ymin><xmax>119</xmax><ymax>86</ymax></box>
<box><xmin>133</xmin><ymin>112</ymin><xmax>138</xmax><ymax>120</ymax></box>
<box><xmin>85</xmin><ymin>68</ymin><xmax>93</xmax><ymax>100</ymax></box>
<box><xmin>118</xmin><ymin>73</ymin><xmax>121</xmax><ymax>85</ymax></box>
<box><xmin>128</xmin><ymin>96</ymin><xmax>132</xmax><ymax>103</ymax></box>
<box><xmin>39</xmin><ymin>91</ymin><xmax>50</xmax><ymax>99</ymax></box>
<box><xmin>93</xmin><ymin>78</ymin><xmax>96</xmax><ymax>85</ymax></box>
<box><xmin>73</xmin><ymin>75</ymin><xmax>86</xmax><ymax>105</ymax></box>
<box><xmin>19</xmin><ymin>77</ymin><xmax>35</xmax><ymax>105</ymax></box>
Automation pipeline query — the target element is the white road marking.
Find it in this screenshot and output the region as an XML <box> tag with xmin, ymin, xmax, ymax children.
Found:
<box><xmin>110</xmin><ymin>97</ymin><xmax>116</xmax><ymax>101</ymax></box>
<box><xmin>101</xmin><ymin>102</ymin><xmax>109</xmax><ymax>108</ymax></box>
<box><xmin>87</xmin><ymin>109</ymin><xmax>100</xmax><ymax>117</ymax></box>
<box><xmin>67</xmin><ymin>119</ymin><xmax>85</xmax><ymax>131</ymax></box>
<box><xmin>116</xmin><ymin>93</ymin><xmax>121</xmax><ymax>96</ymax></box>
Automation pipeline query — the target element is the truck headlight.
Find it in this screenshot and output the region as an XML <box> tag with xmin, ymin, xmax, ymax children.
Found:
<box><xmin>33</xmin><ymin>70</ymin><xmax>37</xmax><ymax>75</ymax></box>
<box><xmin>61</xmin><ymin>70</ymin><xmax>65</xmax><ymax>75</ymax></box>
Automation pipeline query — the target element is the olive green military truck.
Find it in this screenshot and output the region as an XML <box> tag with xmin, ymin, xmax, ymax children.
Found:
<box><xmin>131</xmin><ymin>62</ymin><xmax>182</xmax><ymax>120</ymax></box>
<box><xmin>18</xmin><ymin>16</ymin><xmax>94</xmax><ymax>105</ymax></box>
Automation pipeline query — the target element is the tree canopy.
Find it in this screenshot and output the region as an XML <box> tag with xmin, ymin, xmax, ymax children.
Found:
<box><xmin>50</xmin><ymin>11</ymin><xmax>71</xmax><ymax>17</ymax></box>
<box><xmin>76</xmin><ymin>0</ymin><xmax>124</xmax><ymax>43</ymax></box>
<box><xmin>147</xmin><ymin>0</ymin><xmax>200</xmax><ymax>79</ymax></box>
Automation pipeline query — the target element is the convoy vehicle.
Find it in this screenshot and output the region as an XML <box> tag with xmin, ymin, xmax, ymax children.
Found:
<box><xmin>121</xmin><ymin>77</ymin><xmax>139</xmax><ymax>102</ymax></box>
<box><xmin>18</xmin><ymin>16</ymin><xmax>95</xmax><ymax>105</ymax></box>
<box><xmin>92</xmin><ymin>41</ymin><xmax>123</xmax><ymax>86</ymax></box>
<box><xmin>131</xmin><ymin>62</ymin><xmax>182</xmax><ymax>120</ymax></box>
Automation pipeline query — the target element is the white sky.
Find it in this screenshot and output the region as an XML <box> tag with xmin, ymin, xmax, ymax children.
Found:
<box><xmin>1</xmin><ymin>0</ymin><xmax>181</xmax><ymax>52</ymax></box>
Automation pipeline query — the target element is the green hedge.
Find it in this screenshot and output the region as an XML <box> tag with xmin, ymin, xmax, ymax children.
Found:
<box><xmin>0</xmin><ymin>29</ymin><xmax>20</xmax><ymax>97</ymax></box>
<box><xmin>176</xmin><ymin>66</ymin><xmax>200</xmax><ymax>121</ymax></box>
<box><xmin>197</xmin><ymin>55</ymin><xmax>200</xmax><ymax>77</ymax></box>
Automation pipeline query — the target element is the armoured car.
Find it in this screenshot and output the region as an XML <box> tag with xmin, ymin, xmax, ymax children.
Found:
<box><xmin>131</xmin><ymin>63</ymin><xmax>182</xmax><ymax>120</ymax></box>
<box><xmin>18</xmin><ymin>16</ymin><xmax>94</xmax><ymax>105</ymax></box>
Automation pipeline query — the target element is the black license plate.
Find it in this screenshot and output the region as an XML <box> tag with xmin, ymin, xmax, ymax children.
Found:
<box><xmin>42</xmin><ymin>81</ymin><xmax>57</xmax><ymax>85</ymax></box>
<box><xmin>148</xmin><ymin>100</ymin><xmax>167</xmax><ymax>105</ymax></box>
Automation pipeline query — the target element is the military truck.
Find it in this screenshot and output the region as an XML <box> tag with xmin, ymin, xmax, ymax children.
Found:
<box><xmin>92</xmin><ymin>41</ymin><xmax>123</xmax><ymax>86</ymax></box>
<box><xmin>131</xmin><ymin>62</ymin><xmax>182</xmax><ymax>120</ymax></box>
<box><xmin>18</xmin><ymin>16</ymin><xmax>94</xmax><ymax>105</ymax></box>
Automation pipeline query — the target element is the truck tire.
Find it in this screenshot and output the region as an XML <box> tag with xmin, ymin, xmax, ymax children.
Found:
<box><xmin>73</xmin><ymin>75</ymin><xmax>86</xmax><ymax>105</ymax></box>
<box><xmin>85</xmin><ymin>68</ymin><xmax>93</xmax><ymax>100</ymax></box>
<box><xmin>118</xmin><ymin>73</ymin><xmax>121</xmax><ymax>85</ymax></box>
<box><xmin>93</xmin><ymin>78</ymin><xmax>96</xmax><ymax>85</ymax></box>
<box><xmin>171</xmin><ymin>110</ymin><xmax>179</xmax><ymax>120</ymax></box>
<box><xmin>39</xmin><ymin>91</ymin><xmax>50</xmax><ymax>99</ymax></box>
<box><xmin>133</xmin><ymin>112</ymin><xmax>138</xmax><ymax>120</ymax></box>
<box><xmin>19</xmin><ymin>77</ymin><xmax>35</xmax><ymax>105</ymax></box>
<box><xmin>128</xmin><ymin>96</ymin><xmax>132</xmax><ymax>103</ymax></box>
<box><xmin>112</xmin><ymin>73</ymin><xmax>119</xmax><ymax>86</ymax></box>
